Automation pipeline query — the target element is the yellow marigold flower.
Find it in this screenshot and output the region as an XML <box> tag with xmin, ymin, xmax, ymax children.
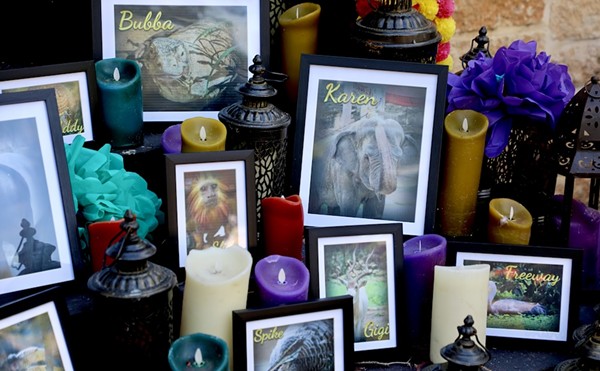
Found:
<box><xmin>414</xmin><ymin>0</ymin><xmax>439</xmax><ymax>21</ymax></box>
<box><xmin>434</xmin><ymin>16</ymin><xmax>456</xmax><ymax>43</ymax></box>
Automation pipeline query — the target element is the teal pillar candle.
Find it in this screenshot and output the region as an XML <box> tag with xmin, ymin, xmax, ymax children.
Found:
<box><xmin>95</xmin><ymin>58</ymin><xmax>143</xmax><ymax>148</ymax></box>
<box><xmin>168</xmin><ymin>333</ymin><xmax>229</xmax><ymax>371</ymax></box>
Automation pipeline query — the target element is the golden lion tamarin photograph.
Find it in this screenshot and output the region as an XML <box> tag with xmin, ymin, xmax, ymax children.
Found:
<box><xmin>184</xmin><ymin>169</ymin><xmax>239</xmax><ymax>251</ymax></box>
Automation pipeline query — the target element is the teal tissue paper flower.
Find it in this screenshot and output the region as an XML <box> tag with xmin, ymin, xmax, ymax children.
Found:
<box><xmin>65</xmin><ymin>135</ymin><xmax>163</xmax><ymax>239</ymax></box>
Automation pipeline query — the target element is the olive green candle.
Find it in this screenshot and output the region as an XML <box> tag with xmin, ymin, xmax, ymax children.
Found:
<box><xmin>438</xmin><ymin>110</ymin><xmax>488</xmax><ymax>237</ymax></box>
<box><xmin>488</xmin><ymin>198</ymin><xmax>533</xmax><ymax>245</ymax></box>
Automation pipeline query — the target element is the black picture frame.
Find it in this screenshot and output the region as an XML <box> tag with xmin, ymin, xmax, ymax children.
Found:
<box><xmin>304</xmin><ymin>223</ymin><xmax>404</xmax><ymax>360</ymax></box>
<box><xmin>291</xmin><ymin>54</ymin><xmax>447</xmax><ymax>236</ymax></box>
<box><xmin>0</xmin><ymin>89</ymin><xmax>84</xmax><ymax>299</ymax></box>
<box><xmin>165</xmin><ymin>150</ymin><xmax>257</xmax><ymax>272</ymax></box>
<box><xmin>447</xmin><ymin>240</ymin><xmax>582</xmax><ymax>349</ymax></box>
<box><xmin>232</xmin><ymin>295</ymin><xmax>354</xmax><ymax>371</ymax></box>
<box><xmin>0</xmin><ymin>286</ymin><xmax>74</xmax><ymax>370</ymax></box>
<box><xmin>92</xmin><ymin>0</ymin><xmax>270</xmax><ymax>123</ymax></box>
<box><xmin>0</xmin><ymin>61</ymin><xmax>98</xmax><ymax>144</ymax></box>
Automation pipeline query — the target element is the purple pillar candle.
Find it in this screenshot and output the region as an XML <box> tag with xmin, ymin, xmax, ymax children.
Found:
<box><xmin>402</xmin><ymin>234</ymin><xmax>446</xmax><ymax>354</ymax></box>
<box><xmin>551</xmin><ymin>195</ymin><xmax>600</xmax><ymax>289</ymax></box>
<box><xmin>254</xmin><ymin>255</ymin><xmax>310</xmax><ymax>306</ymax></box>
<box><xmin>161</xmin><ymin>124</ymin><xmax>182</xmax><ymax>154</ymax></box>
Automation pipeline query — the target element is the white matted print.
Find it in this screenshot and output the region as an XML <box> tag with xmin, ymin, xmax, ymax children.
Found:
<box><xmin>93</xmin><ymin>0</ymin><xmax>268</xmax><ymax>122</ymax></box>
<box><xmin>292</xmin><ymin>55</ymin><xmax>447</xmax><ymax>236</ymax></box>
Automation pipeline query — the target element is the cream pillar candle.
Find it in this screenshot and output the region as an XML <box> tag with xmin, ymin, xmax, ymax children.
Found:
<box><xmin>180</xmin><ymin>246</ymin><xmax>253</xmax><ymax>367</ymax></box>
<box><xmin>429</xmin><ymin>264</ymin><xmax>490</xmax><ymax>364</ymax></box>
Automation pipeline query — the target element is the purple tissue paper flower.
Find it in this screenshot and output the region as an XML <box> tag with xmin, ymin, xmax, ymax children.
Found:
<box><xmin>447</xmin><ymin>40</ymin><xmax>575</xmax><ymax>158</ymax></box>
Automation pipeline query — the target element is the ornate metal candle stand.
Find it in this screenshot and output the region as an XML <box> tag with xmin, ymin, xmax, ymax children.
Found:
<box><xmin>218</xmin><ymin>55</ymin><xmax>291</xmax><ymax>222</ymax></box>
<box><xmin>423</xmin><ymin>315</ymin><xmax>491</xmax><ymax>371</ymax></box>
<box><xmin>87</xmin><ymin>210</ymin><xmax>178</xmax><ymax>370</ymax></box>
<box><xmin>350</xmin><ymin>0</ymin><xmax>441</xmax><ymax>63</ymax></box>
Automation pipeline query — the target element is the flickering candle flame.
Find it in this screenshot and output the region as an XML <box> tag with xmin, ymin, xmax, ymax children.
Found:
<box><xmin>418</xmin><ymin>240</ymin><xmax>422</xmax><ymax>252</ymax></box>
<box><xmin>461</xmin><ymin>118</ymin><xmax>469</xmax><ymax>132</ymax></box>
<box><xmin>188</xmin><ymin>347</ymin><xmax>205</xmax><ymax>368</ymax></box>
<box><xmin>278</xmin><ymin>268</ymin><xmax>287</xmax><ymax>285</ymax></box>
<box><xmin>113</xmin><ymin>67</ymin><xmax>120</xmax><ymax>82</ymax></box>
<box><xmin>499</xmin><ymin>206</ymin><xmax>516</xmax><ymax>226</ymax></box>
<box><xmin>211</xmin><ymin>260</ymin><xmax>223</xmax><ymax>274</ymax></box>
<box><xmin>199</xmin><ymin>126</ymin><xmax>207</xmax><ymax>141</ymax></box>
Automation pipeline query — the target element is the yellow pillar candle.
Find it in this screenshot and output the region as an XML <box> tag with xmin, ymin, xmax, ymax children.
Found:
<box><xmin>488</xmin><ymin>198</ymin><xmax>533</xmax><ymax>245</ymax></box>
<box><xmin>438</xmin><ymin>110</ymin><xmax>489</xmax><ymax>237</ymax></box>
<box><xmin>180</xmin><ymin>246</ymin><xmax>252</xmax><ymax>368</ymax></box>
<box><xmin>278</xmin><ymin>2</ymin><xmax>321</xmax><ymax>102</ymax></box>
<box><xmin>430</xmin><ymin>264</ymin><xmax>489</xmax><ymax>364</ymax></box>
<box><xmin>180</xmin><ymin>117</ymin><xmax>227</xmax><ymax>152</ymax></box>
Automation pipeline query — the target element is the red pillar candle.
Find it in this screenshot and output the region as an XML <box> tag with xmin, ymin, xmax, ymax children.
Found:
<box><xmin>87</xmin><ymin>219</ymin><xmax>124</xmax><ymax>272</ymax></box>
<box><xmin>254</xmin><ymin>254</ymin><xmax>310</xmax><ymax>306</ymax></box>
<box><xmin>402</xmin><ymin>234</ymin><xmax>447</xmax><ymax>354</ymax></box>
<box><xmin>261</xmin><ymin>195</ymin><xmax>304</xmax><ymax>260</ymax></box>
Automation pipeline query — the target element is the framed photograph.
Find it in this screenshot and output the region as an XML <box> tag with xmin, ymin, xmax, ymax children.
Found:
<box><xmin>0</xmin><ymin>90</ymin><xmax>83</xmax><ymax>298</ymax></box>
<box><xmin>0</xmin><ymin>286</ymin><xmax>74</xmax><ymax>370</ymax></box>
<box><xmin>0</xmin><ymin>61</ymin><xmax>97</xmax><ymax>144</ymax></box>
<box><xmin>448</xmin><ymin>241</ymin><xmax>582</xmax><ymax>347</ymax></box>
<box><xmin>304</xmin><ymin>223</ymin><xmax>403</xmax><ymax>358</ymax></box>
<box><xmin>291</xmin><ymin>54</ymin><xmax>447</xmax><ymax>236</ymax></box>
<box><xmin>232</xmin><ymin>295</ymin><xmax>354</xmax><ymax>371</ymax></box>
<box><xmin>92</xmin><ymin>0</ymin><xmax>269</xmax><ymax>122</ymax></box>
<box><xmin>165</xmin><ymin>150</ymin><xmax>257</xmax><ymax>268</ymax></box>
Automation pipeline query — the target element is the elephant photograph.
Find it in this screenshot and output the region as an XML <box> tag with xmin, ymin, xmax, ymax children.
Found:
<box><xmin>307</xmin><ymin>79</ymin><xmax>425</xmax><ymax>223</ymax></box>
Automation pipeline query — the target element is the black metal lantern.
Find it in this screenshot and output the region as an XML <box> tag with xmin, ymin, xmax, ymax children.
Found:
<box><xmin>218</xmin><ymin>55</ymin><xmax>291</xmax><ymax>220</ymax></box>
<box><xmin>422</xmin><ymin>315</ymin><xmax>491</xmax><ymax>371</ymax></box>
<box><xmin>555</xmin><ymin>310</ymin><xmax>600</xmax><ymax>370</ymax></box>
<box><xmin>459</xmin><ymin>26</ymin><xmax>492</xmax><ymax>70</ymax></box>
<box><xmin>87</xmin><ymin>210</ymin><xmax>178</xmax><ymax>370</ymax></box>
<box><xmin>554</xmin><ymin>76</ymin><xmax>600</xmax><ymax>246</ymax></box>
<box><xmin>350</xmin><ymin>0</ymin><xmax>441</xmax><ymax>63</ymax></box>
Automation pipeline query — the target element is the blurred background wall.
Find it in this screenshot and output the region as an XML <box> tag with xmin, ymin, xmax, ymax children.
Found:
<box><xmin>450</xmin><ymin>0</ymin><xmax>600</xmax><ymax>89</ymax></box>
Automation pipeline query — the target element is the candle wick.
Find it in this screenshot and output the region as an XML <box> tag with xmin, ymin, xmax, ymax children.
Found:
<box><xmin>461</xmin><ymin>117</ymin><xmax>469</xmax><ymax>132</ymax></box>
<box><xmin>278</xmin><ymin>268</ymin><xmax>287</xmax><ymax>285</ymax></box>
<box><xmin>211</xmin><ymin>261</ymin><xmax>223</xmax><ymax>274</ymax></box>
<box><xmin>199</xmin><ymin>126</ymin><xmax>207</xmax><ymax>141</ymax></box>
<box><xmin>191</xmin><ymin>347</ymin><xmax>205</xmax><ymax>368</ymax></box>
<box><xmin>113</xmin><ymin>67</ymin><xmax>121</xmax><ymax>82</ymax></box>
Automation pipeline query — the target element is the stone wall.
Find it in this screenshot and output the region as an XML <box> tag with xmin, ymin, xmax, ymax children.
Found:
<box><xmin>450</xmin><ymin>0</ymin><xmax>600</xmax><ymax>89</ymax></box>
<box><xmin>449</xmin><ymin>0</ymin><xmax>600</xmax><ymax>201</ymax></box>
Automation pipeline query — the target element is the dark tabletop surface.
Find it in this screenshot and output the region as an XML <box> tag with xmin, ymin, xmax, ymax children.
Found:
<box><xmin>353</xmin><ymin>347</ymin><xmax>572</xmax><ymax>370</ymax></box>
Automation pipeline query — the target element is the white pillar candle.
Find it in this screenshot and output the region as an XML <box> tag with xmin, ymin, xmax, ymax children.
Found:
<box><xmin>429</xmin><ymin>264</ymin><xmax>490</xmax><ymax>364</ymax></box>
<box><xmin>180</xmin><ymin>246</ymin><xmax>252</xmax><ymax>367</ymax></box>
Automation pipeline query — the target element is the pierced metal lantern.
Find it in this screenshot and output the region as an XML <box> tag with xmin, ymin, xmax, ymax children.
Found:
<box><xmin>87</xmin><ymin>210</ymin><xmax>178</xmax><ymax>370</ymax></box>
<box><xmin>459</xmin><ymin>26</ymin><xmax>492</xmax><ymax>70</ymax></box>
<box><xmin>554</xmin><ymin>76</ymin><xmax>600</xmax><ymax>245</ymax></box>
<box><xmin>422</xmin><ymin>315</ymin><xmax>491</xmax><ymax>371</ymax></box>
<box><xmin>218</xmin><ymin>55</ymin><xmax>291</xmax><ymax>221</ymax></box>
<box><xmin>350</xmin><ymin>0</ymin><xmax>441</xmax><ymax>63</ymax></box>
